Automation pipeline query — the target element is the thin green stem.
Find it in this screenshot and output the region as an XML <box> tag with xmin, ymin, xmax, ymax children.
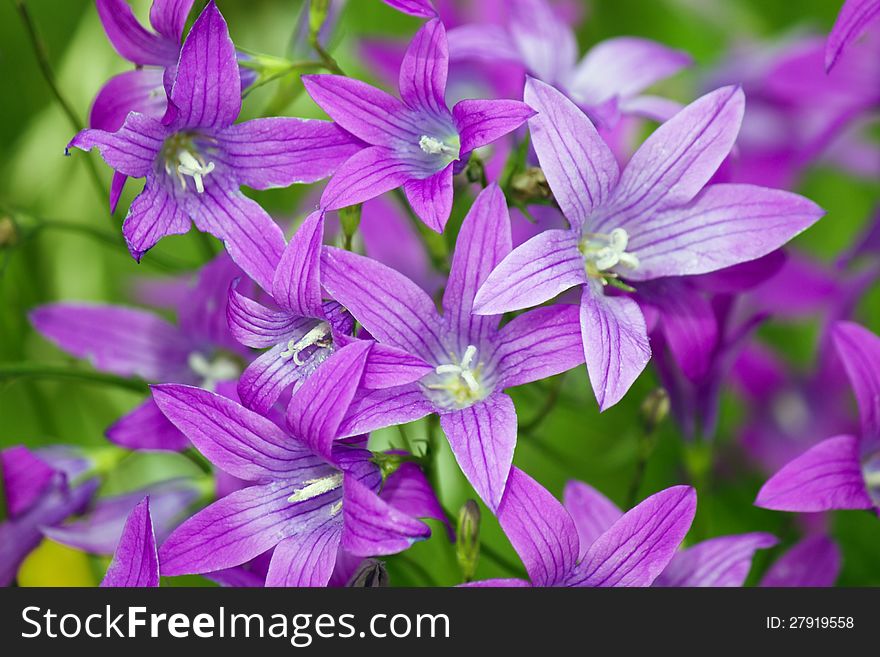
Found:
<box><xmin>15</xmin><ymin>0</ymin><xmax>110</xmax><ymax>214</ymax></box>
<box><xmin>0</xmin><ymin>363</ymin><xmax>150</xmax><ymax>394</ymax></box>
<box><xmin>395</xmin><ymin>554</ymin><xmax>439</xmax><ymax>587</ymax></box>
<box><xmin>520</xmin><ymin>372</ymin><xmax>566</xmax><ymax>433</ymax></box>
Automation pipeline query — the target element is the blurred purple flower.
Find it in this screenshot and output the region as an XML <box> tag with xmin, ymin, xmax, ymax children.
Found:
<box><xmin>321</xmin><ymin>185</ymin><xmax>584</xmax><ymax>509</ymax></box>
<box><xmin>304</xmin><ymin>19</ymin><xmax>533</xmax><ymax>232</ymax></box>
<box><xmin>759</xmin><ymin>535</ymin><xmax>842</xmax><ymax>587</ymax></box>
<box><xmin>68</xmin><ymin>2</ymin><xmax>361</xmax><ymax>289</ymax></box>
<box><xmin>473</xmin><ymin>79</ymin><xmax>824</xmax><ymax>410</ymax></box>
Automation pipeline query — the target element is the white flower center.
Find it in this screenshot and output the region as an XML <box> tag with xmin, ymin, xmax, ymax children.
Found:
<box><xmin>580</xmin><ymin>228</ymin><xmax>639</xmax><ymax>283</ymax></box>
<box><xmin>425</xmin><ymin>344</ymin><xmax>490</xmax><ymax>408</ymax></box>
<box><xmin>280</xmin><ymin>322</ymin><xmax>332</xmax><ymax>365</ymax></box>
<box><xmin>175</xmin><ymin>149</ymin><xmax>215</xmax><ymax>194</ymax></box>
<box><xmin>419</xmin><ymin>135</ymin><xmax>458</xmax><ymax>157</ymax></box>
<box><xmin>187</xmin><ymin>352</ymin><xmax>240</xmax><ymax>392</ymax></box>
<box><xmin>288</xmin><ymin>473</ymin><xmax>344</xmax><ymax>503</ymax></box>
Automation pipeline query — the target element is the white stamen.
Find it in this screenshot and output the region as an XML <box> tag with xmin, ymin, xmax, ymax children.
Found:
<box><xmin>432</xmin><ymin>344</ymin><xmax>482</xmax><ymax>394</ymax></box>
<box><xmin>176</xmin><ymin>150</ymin><xmax>215</xmax><ymax>194</ymax></box>
<box><xmin>187</xmin><ymin>352</ymin><xmax>240</xmax><ymax>392</ymax></box>
<box><xmin>581</xmin><ymin>227</ymin><xmax>639</xmax><ymax>275</ymax></box>
<box><xmin>280</xmin><ymin>322</ymin><xmax>332</xmax><ymax>365</ymax></box>
<box><xmin>329</xmin><ymin>501</ymin><xmax>343</xmax><ymax>516</ymax></box>
<box><xmin>288</xmin><ymin>473</ymin><xmax>344</xmax><ymax>503</ymax></box>
<box><xmin>419</xmin><ymin>135</ymin><xmax>456</xmax><ymax>156</ymax></box>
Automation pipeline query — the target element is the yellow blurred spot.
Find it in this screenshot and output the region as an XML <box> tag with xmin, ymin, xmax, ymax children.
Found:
<box><xmin>18</xmin><ymin>539</ymin><xmax>97</xmax><ymax>587</ymax></box>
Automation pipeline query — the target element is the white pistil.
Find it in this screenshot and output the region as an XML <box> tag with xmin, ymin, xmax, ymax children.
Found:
<box><xmin>432</xmin><ymin>344</ymin><xmax>480</xmax><ymax>394</ymax></box>
<box><xmin>419</xmin><ymin>135</ymin><xmax>457</xmax><ymax>157</ymax></box>
<box><xmin>280</xmin><ymin>323</ymin><xmax>332</xmax><ymax>365</ymax></box>
<box><xmin>288</xmin><ymin>473</ymin><xmax>344</xmax><ymax>503</ymax></box>
<box><xmin>581</xmin><ymin>228</ymin><xmax>639</xmax><ymax>281</ymax></box>
<box><xmin>176</xmin><ymin>150</ymin><xmax>215</xmax><ymax>194</ymax></box>
<box><xmin>187</xmin><ymin>352</ymin><xmax>239</xmax><ymax>391</ymax></box>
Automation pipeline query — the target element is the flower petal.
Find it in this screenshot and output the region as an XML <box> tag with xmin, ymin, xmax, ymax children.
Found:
<box><xmin>265</xmin><ymin>522</ymin><xmax>343</xmax><ymax>587</ymax></box>
<box><xmin>562</xmin><ymin>480</ymin><xmax>622</xmax><ymax>557</ymax></box>
<box><xmin>303</xmin><ymin>74</ymin><xmax>413</xmax><ymax>144</ymax></box>
<box><xmin>106</xmin><ymin>399</ymin><xmax>190</xmax><ymax>452</ymax></box>
<box><xmin>96</xmin><ymin>0</ymin><xmax>179</xmax><ymax>65</ymax></box>
<box><xmin>825</xmin><ymin>0</ymin><xmax>880</xmax><ymax>71</ymax></box>
<box><xmin>399</xmin><ymin>19</ymin><xmax>448</xmax><ymax>115</ymax></box>
<box><xmin>152</xmin><ymin>384</ymin><xmax>325</xmax><ymax>482</ymax></box>
<box><xmin>0</xmin><ymin>446</ymin><xmax>56</xmax><ymax>519</ymax></box>
<box><xmin>832</xmin><ymin>321</ymin><xmax>880</xmax><ymax>452</ymax></box>
<box><xmin>89</xmin><ymin>68</ymin><xmax>167</xmax><ymax>132</ymax></box>
<box><xmin>341</xmin><ymin>475</ymin><xmax>431</xmax><ymax>556</ymax></box>
<box><xmin>452</xmin><ymin>99</ymin><xmax>534</xmax><ymax>154</ymax></box>
<box><xmin>403</xmin><ymin>163</ymin><xmax>454</xmax><ymax>232</ymax></box>
<box><xmin>443</xmin><ymin>183</ymin><xmax>511</xmax><ymax>340</ymax></box>
<box><xmin>237</xmin><ymin>343</ymin><xmax>308</xmax><ymax>415</ymax></box>
<box><xmin>625</xmin><ymin>184</ymin><xmax>824</xmax><ymax>280</ymax></box>
<box><xmin>653</xmin><ymin>532</ymin><xmax>777</xmax><ymax>587</ymax></box>
<box><xmin>352</xmin><ymin>340</ymin><xmax>433</xmax><ymax>390</ymax></box>
<box><xmin>100</xmin><ymin>497</ymin><xmax>159</xmax><ymax>587</ymax></box>
<box><xmin>381</xmin><ymin>462</ymin><xmax>449</xmax><ymax>531</ymax></box>
<box><xmin>271</xmin><ymin>210</ymin><xmax>325</xmax><ymax>317</ymax></box>
<box><xmin>472</xmin><ymin>229</ymin><xmax>585</xmax><ymax>315</ymax></box>
<box><xmin>338</xmin><ymin>386</ymin><xmax>434</xmax><ymax>437</ymax></box>
<box><xmin>508</xmin><ymin>0</ymin><xmax>577</xmax><ymax>84</ymax></box>
<box><xmin>167</xmin><ymin>1</ymin><xmax>241</xmax><ymax>130</ymax></box>
<box><xmin>440</xmin><ymin>392</ymin><xmax>517</xmax><ymax>511</ymax></box>
<box><xmin>600</xmin><ymin>86</ymin><xmax>744</xmax><ymax>230</ymax></box>
<box><xmin>321</xmin><ymin>246</ymin><xmax>446</xmax><ymax>362</ymax></box>
<box><xmin>287</xmin><ymin>341</ymin><xmax>372</xmax><ymax>460</ymax></box>
<box><xmin>760</xmin><ymin>535</ymin><xmax>841</xmax><ymax>587</ymax></box>
<box><xmin>580</xmin><ymin>285</ymin><xmax>651</xmax><ymax>411</ymax></box>
<box><xmin>447</xmin><ymin>24</ymin><xmax>521</xmax><ymax>63</ymax></box>
<box><xmin>29</xmin><ymin>302</ymin><xmax>190</xmax><ymax>380</ymax></box>
<box><xmin>226</xmin><ymin>283</ymin><xmax>312</xmax><ymax>348</ymax></box>
<box><xmin>496</xmin><ymin>304</ymin><xmax>584</xmax><ymax>388</ymax></box>
<box><xmin>523</xmin><ymin>78</ymin><xmax>619</xmax><ymax>230</ymax></box>
<box><xmin>149</xmin><ymin>0</ymin><xmax>195</xmax><ymax>43</ymax></box>
<box><xmin>755</xmin><ymin>435</ymin><xmax>873</xmax><ymax>512</ymax></box>
<box><xmin>321</xmin><ymin>146</ymin><xmax>415</xmax><ymax>211</ymax></box>
<box><xmin>123</xmin><ymin>179</ymin><xmax>192</xmax><ymax>261</ymax></box>
<box><xmin>496</xmin><ymin>466</ymin><xmax>579</xmax><ymax>587</ymax></box>
<box><xmin>217</xmin><ymin>118</ymin><xmax>363</xmax><ymax>190</ymax></box>
<box><xmin>570</xmin><ymin>485</ymin><xmax>696</xmax><ymax>587</ymax></box>
<box><xmin>381</xmin><ymin>0</ymin><xmax>437</xmax><ymax>18</ymax></box>
<box><xmin>67</xmin><ymin>113</ymin><xmax>166</xmax><ymax>178</ymax></box>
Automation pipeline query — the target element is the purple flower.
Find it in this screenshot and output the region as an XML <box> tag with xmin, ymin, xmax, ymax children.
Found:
<box><xmin>473</xmin><ymin>79</ymin><xmax>824</xmax><ymax>410</ymax></box>
<box><xmin>756</xmin><ymin>321</ymin><xmax>880</xmax><ymax>512</ymax></box>
<box><xmin>448</xmin><ymin>0</ymin><xmax>692</xmax><ymax>128</ymax></box>
<box><xmin>100</xmin><ymin>497</ymin><xmax>160</xmax><ymax>588</ymax></box>
<box><xmin>303</xmin><ymin>18</ymin><xmax>534</xmax><ymax>232</ymax></box>
<box><xmin>381</xmin><ymin>0</ymin><xmax>437</xmax><ymax>18</ymax></box>
<box><xmin>30</xmin><ymin>253</ymin><xmax>247</xmax><ymax>451</ymax></box>
<box><xmin>67</xmin><ymin>2</ymin><xmax>362</xmax><ymax>290</ymax></box>
<box><xmin>152</xmin><ymin>342</ymin><xmax>431</xmax><ymax>587</ymax></box>
<box><xmin>227</xmin><ymin>209</ymin><xmax>432</xmax><ymax>414</ymax></box>
<box><xmin>563</xmin><ymin>479</ymin><xmax>776</xmax><ymax>587</ymax></box>
<box><xmin>0</xmin><ymin>447</ymin><xmax>98</xmax><ymax>586</ymax></box>
<box><xmin>759</xmin><ymin>535</ymin><xmax>841</xmax><ymax>587</ymax></box>
<box><xmin>321</xmin><ymin>185</ymin><xmax>584</xmax><ymax>509</ymax></box>
<box><xmin>826</xmin><ymin>0</ymin><xmax>880</xmax><ymax>71</ymax></box>
<box><xmin>465</xmin><ymin>468</ymin><xmax>696</xmax><ymax>587</ymax></box>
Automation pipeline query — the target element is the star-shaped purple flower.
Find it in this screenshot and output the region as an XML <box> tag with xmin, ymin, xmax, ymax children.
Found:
<box><xmin>756</xmin><ymin>321</ymin><xmax>880</xmax><ymax>513</ymax></box>
<box><xmin>320</xmin><ymin>184</ymin><xmax>584</xmax><ymax>510</ymax></box>
<box><xmin>473</xmin><ymin>78</ymin><xmax>824</xmax><ymax>410</ymax></box>
<box><xmin>303</xmin><ymin>18</ymin><xmax>534</xmax><ymax>232</ymax></box>
<box><xmin>67</xmin><ymin>1</ymin><xmax>362</xmax><ymax>290</ymax></box>
<box><xmin>153</xmin><ymin>342</ymin><xmax>431</xmax><ymax>586</ymax></box>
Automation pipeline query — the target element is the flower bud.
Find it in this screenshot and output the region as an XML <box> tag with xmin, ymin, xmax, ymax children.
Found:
<box><xmin>0</xmin><ymin>216</ymin><xmax>16</xmax><ymax>247</ymax></box>
<box><xmin>339</xmin><ymin>204</ymin><xmax>361</xmax><ymax>249</ymax></box>
<box><xmin>455</xmin><ymin>499</ymin><xmax>481</xmax><ymax>582</ymax></box>
<box><xmin>347</xmin><ymin>559</ymin><xmax>389</xmax><ymax>587</ymax></box>
<box><xmin>640</xmin><ymin>388</ymin><xmax>670</xmax><ymax>434</ymax></box>
<box><xmin>510</xmin><ymin>167</ymin><xmax>552</xmax><ymax>202</ymax></box>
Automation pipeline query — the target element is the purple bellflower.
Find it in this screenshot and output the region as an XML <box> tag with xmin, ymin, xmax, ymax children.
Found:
<box><xmin>756</xmin><ymin>321</ymin><xmax>880</xmax><ymax>512</ymax></box>
<box><xmin>67</xmin><ymin>2</ymin><xmax>362</xmax><ymax>290</ymax></box>
<box><xmin>826</xmin><ymin>0</ymin><xmax>880</xmax><ymax>71</ymax></box>
<box><xmin>31</xmin><ymin>253</ymin><xmax>248</xmax><ymax>451</ymax></box>
<box><xmin>227</xmin><ymin>210</ymin><xmax>433</xmax><ymax>414</ymax></box>
<box><xmin>152</xmin><ymin>342</ymin><xmax>432</xmax><ymax>586</ymax></box>
<box><xmin>100</xmin><ymin>497</ymin><xmax>160</xmax><ymax>588</ymax></box>
<box><xmin>320</xmin><ymin>184</ymin><xmax>584</xmax><ymax>510</ymax></box>
<box><xmin>0</xmin><ymin>446</ymin><xmax>98</xmax><ymax>586</ymax></box>
<box><xmin>465</xmin><ymin>468</ymin><xmax>697</xmax><ymax>587</ymax></box>
<box><xmin>447</xmin><ymin>0</ymin><xmax>692</xmax><ymax>129</ymax></box>
<box><xmin>472</xmin><ymin>78</ymin><xmax>824</xmax><ymax>410</ymax></box>
<box><xmin>562</xmin><ymin>480</ymin><xmax>777</xmax><ymax>587</ymax></box>
<box><xmin>303</xmin><ymin>18</ymin><xmax>534</xmax><ymax>232</ymax></box>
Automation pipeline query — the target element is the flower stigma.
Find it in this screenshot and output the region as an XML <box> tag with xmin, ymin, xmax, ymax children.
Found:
<box><xmin>579</xmin><ymin>227</ymin><xmax>639</xmax><ymax>286</ymax></box>
<box><xmin>280</xmin><ymin>322</ymin><xmax>332</xmax><ymax>365</ymax></box>
<box><xmin>288</xmin><ymin>473</ymin><xmax>344</xmax><ymax>503</ymax></box>
<box><xmin>162</xmin><ymin>133</ymin><xmax>217</xmax><ymax>193</ymax></box>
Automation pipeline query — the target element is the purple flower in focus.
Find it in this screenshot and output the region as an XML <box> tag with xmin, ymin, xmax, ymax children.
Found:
<box><xmin>473</xmin><ymin>79</ymin><xmax>824</xmax><ymax>410</ymax></box>
<box><xmin>826</xmin><ymin>0</ymin><xmax>880</xmax><ymax>71</ymax></box>
<box><xmin>227</xmin><ymin>210</ymin><xmax>432</xmax><ymax>414</ymax></box>
<box><xmin>756</xmin><ymin>321</ymin><xmax>880</xmax><ymax>512</ymax></box>
<box><xmin>321</xmin><ymin>185</ymin><xmax>584</xmax><ymax>509</ymax></box>
<box><xmin>68</xmin><ymin>2</ymin><xmax>362</xmax><ymax>289</ymax></box>
<box><xmin>0</xmin><ymin>446</ymin><xmax>98</xmax><ymax>586</ymax></box>
<box><xmin>465</xmin><ymin>468</ymin><xmax>696</xmax><ymax>587</ymax></box>
<box><xmin>448</xmin><ymin>0</ymin><xmax>692</xmax><ymax>129</ymax></box>
<box><xmin>303</xmin><ymin>19</ymin><xmax>534</xmax><ymax>232</ymax></box>
<box><xmin>31</xmin><ymin>253</ymin><xmax>247</xmax><ymax>451</ymax></box>
<box><xmin>100</xmin><ymin>497</ymin><xmax>160</xmax><ymax>588</ymax></box>
<box><xmin>153</xmin><ymin>342</ymin><xmax>431</xmax><ymax>586</ymax></box>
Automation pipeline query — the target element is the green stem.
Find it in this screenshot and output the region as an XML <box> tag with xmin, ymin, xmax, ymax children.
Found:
<box><xmin>15</xmin><ymin>0</ymin><xmax>110</xmax><ymax>214</ymax></box>
<box><xmin>627</xmin><ymin>428</ymin><xmax>659</xmax><ymax>508</ymax></box>
<box><xmin>479</xmin><ymin>543</ymin><xmax>528</xmax><ymax>579</ymax></box>
<box><xmin>0</xmin><ymin>363</ymin><xmax>150</xmax><ymax>394</ymax></box>
<box><xmin>520</xmin><ymin>372</ymin><xmax>566</xmax><ymax>433</ymax></box>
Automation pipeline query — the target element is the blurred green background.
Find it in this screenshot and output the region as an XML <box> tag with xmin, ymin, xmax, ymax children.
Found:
<box><xmin>1</xmin><ymin>0</ymin><xmax>878</xmax><ymax>586</ymax></box>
